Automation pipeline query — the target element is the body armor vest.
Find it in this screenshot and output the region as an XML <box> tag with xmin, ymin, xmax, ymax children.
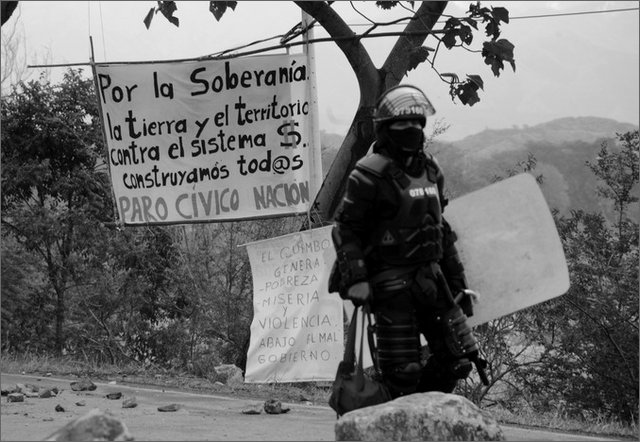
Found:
<box><xmin>357</xmin><ymin>154</ymin><xmax>444</xmax><ymax>269</ymax></box>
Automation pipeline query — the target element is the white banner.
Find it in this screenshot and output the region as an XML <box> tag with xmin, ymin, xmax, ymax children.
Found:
<box><xmin>94</xmin><ymin>54</ymin><xmax>322</xmax><ymax>225</ymax></box>
<box><xmin>244</xmin><ymin>226</ymin><xmax>343</xmax><ymax>383</ymax></box>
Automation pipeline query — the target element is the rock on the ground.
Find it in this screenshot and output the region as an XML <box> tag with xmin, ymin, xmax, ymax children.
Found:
<box><xmin>39</xmin><ymin>388</ymin><xmax>57</xmax><ymax>398</ymax></box>
<box><xmin>70</xmin><ymin>379</ymin><xmax>97</xmax><ymax>392</ymax></box>
<box><xmin>213</xmin><ymin>364</ymin><xmax>244</xmax><ymax>386</ymax></box>
<box><xmin>1</xmin><ymin>385</ymin><xmax>18</xmax><ymax>396</ymax></box>
<box><xmin>264</xmin><ymin>399</ymin><xmax>290</xmax><ymax>415</ymax></box>
<box><xmin>241</xmin><ymin>403</ymin><xmax>263</xmax><ymax>415</ymax></box>
<box><xmin>44</xmin><ymin>408</ymin><xmax>133</xmax><ymax>441</ymax></box>
<box><xmin>7</xmin><ymin>392</ymin><xmax>24</xmax><ymax>403</ymax></box>
<box><xmin>335</xmin><ymin>392</ymin><xmax>505</xmax><ymax>441</ymax></box>
<box><xmin>157</xmin><ymin>403</ymin><xmax>180</xmax><ymax>412</ymax></box>
<box><xmin>122</xmin><ymin>397</ymin><xmax>137</xmax><ymax>409</ymax></box>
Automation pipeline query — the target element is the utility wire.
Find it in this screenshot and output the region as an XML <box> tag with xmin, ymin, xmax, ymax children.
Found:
<box><xmin>346</xmin><ymin>6</ymin><xmax>640</xmax><ymax>27</ymax></box>
<box><xmin>28</xmin><ymin>5</ymin><xmax>640</xmax><ymax>69</ymax></box>
<box><xmin>510</xmin><ymin>6</ymin><xmax>639</xmax><ymax>20</ymax></box>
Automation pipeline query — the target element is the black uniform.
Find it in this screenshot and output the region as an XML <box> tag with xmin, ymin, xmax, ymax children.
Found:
<box><xmin>331</xmin><ymin>144</ymin><xmax>478</xmax><ymax>398</ymax></box>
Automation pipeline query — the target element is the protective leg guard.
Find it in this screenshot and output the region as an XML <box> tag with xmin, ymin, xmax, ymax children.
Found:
<box><xmin>416</xmin><ymin>303</ymin><xmax>481</xmax><ymax>393</ymax></box>
<box><xmin>374</xmin><ymin>321</ymin><xmax>422</xmax><ymax>398</ymax></box>
<box><xmin>417</xmin><ymin>354</ymin><xmax>472</xmax><ymax>393</ymax></box>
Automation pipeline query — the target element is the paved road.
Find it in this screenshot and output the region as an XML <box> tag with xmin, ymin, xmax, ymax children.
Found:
<box><xmin>1</xmin><ymin>373</ymin><xmax>621</xmax><ymax>441</ymax></box>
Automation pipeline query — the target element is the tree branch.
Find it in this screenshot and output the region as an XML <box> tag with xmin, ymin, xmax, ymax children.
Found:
<box><xmin>294</xmin><ymin>1</ymin><xmax>379</xmax><ymax>108</ymax></box>
<box><xmin>381</xmin><ymin>1</ymin><xmax>448</xmax><ymax>88</ymax></box>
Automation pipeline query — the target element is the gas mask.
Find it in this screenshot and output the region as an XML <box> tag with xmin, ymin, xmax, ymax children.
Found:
<box><xmin>379</xmin><ymin>126</ymin><xmax>426</xmax><ymax>175</ymax></box>
<box><xmin>386</xmin><ymin>127</ymin><xmax>424</xmax><ymax>154</ymax></box>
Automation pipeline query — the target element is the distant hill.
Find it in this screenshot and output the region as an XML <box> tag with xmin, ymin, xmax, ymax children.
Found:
<box><xmin>320</xmin><ymin>117</ymin><xmax>639</xmax><ymax>221</ymax></box>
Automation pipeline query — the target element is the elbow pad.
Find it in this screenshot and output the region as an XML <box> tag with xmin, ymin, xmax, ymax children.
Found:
<box><xmin>331</xmin><ymin>226</ymin><xmax>368</xmax><ymax>292</ymax></box>
<box><xmin>440</xmin><ymin>220</ymin><xmax>468</xmax><ymax>293</ymax></box>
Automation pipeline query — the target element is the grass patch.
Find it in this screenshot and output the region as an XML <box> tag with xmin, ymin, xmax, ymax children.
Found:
<box><xmin>2</xmin><ymin>351</ymin><xmax>637</xmax><ymax>439</ymax></box>
<box><xmin>489</xmin><ymin>405</ymin><xmax>638</xmax><ymax>440</ymax></box>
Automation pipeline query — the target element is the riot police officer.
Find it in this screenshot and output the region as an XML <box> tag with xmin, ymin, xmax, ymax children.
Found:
<box><xmin>330</xmin><ymin>84</ymin><xmax>486</xmax><ymax>398</ymax></box>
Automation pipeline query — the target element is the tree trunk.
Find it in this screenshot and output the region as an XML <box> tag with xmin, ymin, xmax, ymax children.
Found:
<box><xmin>0</xmin><ymin>1</ymin><xmax>18</xmax><ymax>26</ymax></box>
<box><xmin>54</xmin><ymin>284</ymin><xmax>65</xmax><ymax>355</ymax></box>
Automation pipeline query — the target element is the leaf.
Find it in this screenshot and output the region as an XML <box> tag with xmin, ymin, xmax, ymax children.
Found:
<box><xmin>158</xmin><ymin>1</ymin><xmax>179</xmax><ymax>27</ymax></box>
<box><xmin>209</xmin><ymin>1</ymin><xmax>237</xmax><ymax>21</ymax></box>
<box><xmin>459</xmin><ymin>24</ymin><xmax>474</xmax><ymax>45</ymax></box>
<box><xmin>442</xmin><ymin>18</ymin><xmax>473</xmax><ymax>47</ymax></box>
<box><xmin>407</xmin><ymin>46</ymin><xmax>431</xmax><ymax>71</ymax></box>
<box><xmin>452</xmin><ymin>79</ymin><xmax>481</xmax><ymax>106</ymax></box>
<box><xmin>143</xmin><ymin>7</ymin><xmax>155</xmax><ymax>30</ymax></box>
<box><xmin>485</xmin><ymin>20</ymin><xmax>500</xmax><ymax>39</ymax></box>
<box><xmin>482</xmin><ymin>39</ymin><xmax>516</xmax><ymax>77</ymax></box>
<box><xmin>467</xmin><ymin>3</ymin><xmax>490</xmax><ymax>19</ymax></box>
<box><xmin>491</xmin><ymin>6</ymin><xmax>509</xmax><ymax>24</ymax></box>
<box><xmin>466</xmin><ymin>74</ymin><xmax>484</xmax><ymax>90</ymax></box>
<box><xmin>462</xmin><ymin>17</ymin><xmax>479</xmax><ymax>30</ymax></box>
<box><xmin>442</xmin><ymin>30</ymin><xmax>457</xmax><ymax>49</ymax></box>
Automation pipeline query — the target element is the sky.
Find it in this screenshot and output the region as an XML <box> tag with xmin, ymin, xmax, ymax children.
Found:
<box><xmin>2</xmin><ymin>1</ymin><xmax>639</xmax><ymax>142</ymax></box>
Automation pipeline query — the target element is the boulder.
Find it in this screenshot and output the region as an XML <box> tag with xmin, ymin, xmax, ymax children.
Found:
<box><xmin>335</xmin><ymin>392</ymin><xmax>505</xmax><ymax>441</ymax></box>
<box><xmin>44</xmin><ymin>408</ymin><xmax>133</xmax><ymax>441</ymax></box>
<box><xmin>213</xmin><ymin>364</ymin><xmax>244</xmax><ymax>386</ymax></box>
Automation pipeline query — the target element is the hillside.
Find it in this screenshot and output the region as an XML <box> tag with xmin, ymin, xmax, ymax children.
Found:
<box><xmin>321</xmin><ymin>117</ymin><xmax>639</xmax><ymax>221</ymax></box>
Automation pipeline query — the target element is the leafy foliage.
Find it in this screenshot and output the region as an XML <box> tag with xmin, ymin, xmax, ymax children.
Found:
<box><xmin>449</xmin><ymin>74</ymin><xmax>484</xmax><ymax>106</ymax></box>
<box><xmin>457</xmin><ymin>133</ymin><xmax>638</xmax><ymax>424</ymax></box>
<box><xmin>1</xmin><ymin>69</ymin><xmax>112</xmax><ymax>353</ymax></box>
<box><xmin>144</xmin><ymin>1</ymin><xmax>179</xmax><ymax>29</ymax></box>
<box><xmin>437</xmin><ymin>4</ymin><xmax>515</xmax><ymax>104</ymax></box>
<box><xmin>482</xmin><ymin>39</ymin><xmax>516</xmax><ymax>77</ymax></box>
<box><xmin>209</xmin><ymin>1</ymin><xmax>238</xmax><ymax>22</ymax></box>
<box><xmin>541</xmin><ymin>131</ymin><xmax>639</xmax><ymax>423</ymax></box>
<box><xmin>144</xmin><ymin>1</ymin><xmax>238</xmax><ymax>28</ymax></box>
<box><xmin>467</xmin><ymin>3</ymin><xmax>509</xmax><ymax>40</ymax></box>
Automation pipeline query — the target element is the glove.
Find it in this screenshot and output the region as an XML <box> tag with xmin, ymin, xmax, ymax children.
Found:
<box><xmin>442</xmin><ymin>305</ymin><xmax>479</xmax><ymax>357</ymax></box>
<box><xmin>347</xmin><ymin>281</ymin><xmax>371</xmax><ymax>306</ymax></box>
<box><xmin>462</xmin><ymin>289</ymin><xmax>480</xmax><ymax>304</ymax></box>
<box><xmin>455</xmin><ymin>289</ymin><xmax>480</xmax><ymax>317</ymax></box>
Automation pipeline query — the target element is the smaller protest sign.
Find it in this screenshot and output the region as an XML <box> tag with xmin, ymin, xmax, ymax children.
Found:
<box><xmin>244</xmin><ymin>226</ymin><xmax>343</xmax><ymax>383</ymax></box>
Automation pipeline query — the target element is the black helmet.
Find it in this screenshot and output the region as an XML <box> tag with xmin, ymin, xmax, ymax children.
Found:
<box><xmin>373</xmin><ymin>84</ymin><xmax>436</xmax><ymax>130</ymax></box>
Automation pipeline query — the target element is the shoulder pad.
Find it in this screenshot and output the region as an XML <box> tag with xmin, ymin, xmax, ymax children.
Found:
<box><xmin>355</xmin><ymin>153</ymin><xmax>392</xmax><ymax>178</ymax></box>
<box><xmin>424</xmin><ymin>152</ymin><xmax>442</xmax><ymax>181</ymax></box>
<box><xmin>424</xmin><ymin>152</ymin><xmax>441</xmax><ymax>170</ymax></box>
